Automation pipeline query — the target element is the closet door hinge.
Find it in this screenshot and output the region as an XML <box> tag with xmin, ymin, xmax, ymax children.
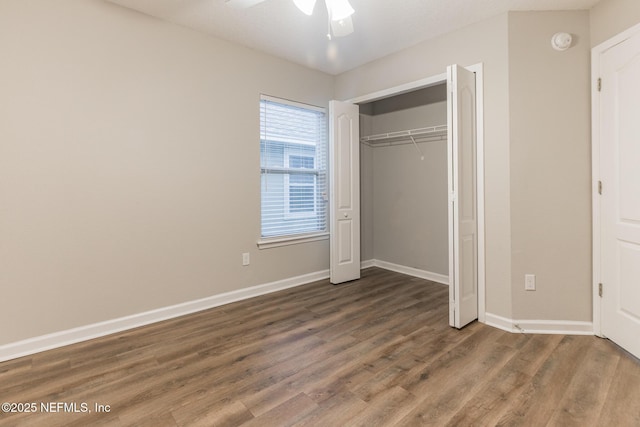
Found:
<box><xmin>599</xmin><ymin>283</ymin><xmax>603</xmax><ymax>298</ymax></box>
<box><xmin>598</xmin><ymin>180</ymin><xmax>603</xmax><ymax>195</ymax></box>
<box><xmin>597</xmin><ymin>78</ymin><xmax>602</xmax><ymax>92</ymax></box>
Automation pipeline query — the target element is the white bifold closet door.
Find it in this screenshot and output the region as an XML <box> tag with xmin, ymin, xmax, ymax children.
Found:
<box><xmin>447</xmin><ymin>64</ymin><xmax>478</xmax><ymax>328</ymax></box>
<box><xmin>329</xmin><ymin>100</ymin><xmax>360</xmax><ymax>284</ymax></box>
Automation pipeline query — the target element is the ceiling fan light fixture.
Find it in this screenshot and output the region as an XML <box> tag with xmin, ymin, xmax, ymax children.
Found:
<box><xmin>330</xmin><ymin>15</ymin><xmax>353</xmax><ymax>37</ymax></box>
<box><xmin>325</xmin><ymin>0</ymin><xmax>354</xmax><ymax>21</ymax></box>
<box><xmin>293</xmin><ymin>0</ymin><xmax>317</xmax><ymax>16</ymax></box>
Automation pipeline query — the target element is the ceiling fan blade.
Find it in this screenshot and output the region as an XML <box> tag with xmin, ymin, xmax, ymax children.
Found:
<box><xmin>326</xmin><ymin>0</ymin><xmax>354</xmax><ymax>21</ymax></box>
<box><xmin>293</xmin><ymin>0</ymin><xmax>317</xmax><ymax>15</ymax></box>
<box><xmin>330</xmin><ymin>15</ymin><xmax>353</xmax><ymax>37</ymax></box>
<box><xmin>224</xmin><ymin>0</ymin><xmax>266</xmax><ymax>9</ymax></box>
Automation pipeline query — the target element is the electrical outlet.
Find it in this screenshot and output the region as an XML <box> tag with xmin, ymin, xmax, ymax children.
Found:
<box><xmin>242</xmin><ymin>252</ymin><xmax>250</xmax><ymax>266</ymax></box>
<box><xmin>525</xmin><ymin>274</ymin><xmax>536</xmax><ymax>291</ymax></box>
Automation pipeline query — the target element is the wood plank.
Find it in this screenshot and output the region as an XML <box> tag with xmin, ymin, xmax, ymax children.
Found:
<box><xmin>171</xmin><ymin>399</ymin><xmax>254</xmax><ymax>427</ymax></box>
<box><xmin>494</xmin><ymin>335</ymin><xmax>594</xmax><ymax>426</ymax></box>
<box><xmin>396</xmin><ymin>329</ymin><xmax>516</xmax><ymax>425</ymax></box>
<box><xmin>596</xmin><ymin>346</ymin><xmax>640</xmax><ymax>426</ymax></box>
<box><xmin>240</xmin><ymin>393</ymin><xmax>317</xmax><ymax>427</ymax></box>
<box><xmin>291</xmin><ymin>390</ymin><xmax>367</xmax><ymax>426</ymax></box>
<box><xmin>548</xmin><ymin>337</ymin><xmax>620</xmax><ymax>426</ymax></box>
<box><xmin>445</xmin><ymin>334</ymin><xmax>563</xmax><ymax>426</ymax></box>
<box><xmin>344</xmin><ymin>386</ymin><xmax>418</xmax><ymax>426</ymax></box>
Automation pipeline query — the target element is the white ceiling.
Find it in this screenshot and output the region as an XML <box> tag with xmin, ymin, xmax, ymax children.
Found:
<box><xmin>107</xmin><ymin>0</ymin><xmax>600</xmax><ymax>75</ymax></box>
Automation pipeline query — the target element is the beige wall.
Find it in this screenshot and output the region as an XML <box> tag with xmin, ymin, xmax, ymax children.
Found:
<box><xmin>590</xmin><ymin>0</ymin><xmax>640</xmax><ymax>47</ymax></box>
<box><xmin>336</xmin><ymin>13</ymin><xmax>513</xmax><ymax>318</ymax></box>
<box><xmin>0</xmin><ymin>0</ymin><xmax>334</xmax><ymax>345</ymax></box>
<box><xmin>508</xmin><ymin>11</ymin><xmax>592</xmax><ymax>321</ymax></box>
<box><xmin>368</xmin><ymin>102</ymin><xmax>447</xmax><ymax>134</ymax></box>
<box><xmin>362</xmin><ymin>102</ymin><xmax>448</xmax><ymax>275</ymax></box>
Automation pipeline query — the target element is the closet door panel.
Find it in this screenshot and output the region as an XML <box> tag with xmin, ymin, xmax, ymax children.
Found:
<box><xmin>330</xmin><ymin>100</ymin><xmax>360</xmax><ymax>284</ymax></box>
<box><xmin>448</xmin><ymin>64</ymin><xmax>478</xmax><ymax>328</ymax></box>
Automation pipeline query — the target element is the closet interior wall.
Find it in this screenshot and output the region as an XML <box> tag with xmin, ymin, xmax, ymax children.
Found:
<box><xmin>359</xmin><ymin>83</ymin><xmax>449</xmax><ymax>277</ymax></box>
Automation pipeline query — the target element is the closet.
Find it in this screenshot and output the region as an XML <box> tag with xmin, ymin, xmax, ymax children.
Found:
<box><xmin>358</xmin><ymin>83</ymin><xmax>449</xmax><ymax>283</ymax></box>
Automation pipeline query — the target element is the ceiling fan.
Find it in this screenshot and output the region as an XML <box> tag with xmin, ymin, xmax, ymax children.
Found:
<box><xmin>225</xmin><ymin>0</ymin><xmax>355</xmax><ymax>39</ymax></box>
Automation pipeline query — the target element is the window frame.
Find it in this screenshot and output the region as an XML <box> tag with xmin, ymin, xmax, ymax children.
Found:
<box><xmin>257</xmin><ymin>95</ymin><xmax>329</xmax><ymax>249</ymax></box>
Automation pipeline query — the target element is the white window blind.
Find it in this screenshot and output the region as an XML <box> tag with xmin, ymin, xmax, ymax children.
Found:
<box><xmin>260</xmin><ymin>95</ymin><xmax>328</xmax><ymax>239</ymax></box>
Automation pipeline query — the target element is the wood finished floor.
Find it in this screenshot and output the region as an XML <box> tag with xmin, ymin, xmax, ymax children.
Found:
<box><xmin>1</xmin><ymin>267</ymin><xmax>639</xmax><ymax>426</ymax></box>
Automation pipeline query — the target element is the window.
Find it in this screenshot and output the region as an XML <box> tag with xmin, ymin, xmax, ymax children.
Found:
<box><xmin>285</xmin><ymin>152</ymin><xmax>316</xmax><ymax>217</ymax></box>
<box><xmin>260</xmin><ymin>95</ymin><xmax>327</xmax><ymax>242</ymax></box>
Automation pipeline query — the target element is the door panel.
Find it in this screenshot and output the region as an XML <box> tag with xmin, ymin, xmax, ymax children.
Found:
<box><xmin>338</xmin><ymin>220</ymin><xmax>353</xmax><ymax>264</ymax></box>
<box><xmin>330</xmin><ymin>101</ymin><xmax>360</xmax><ymax>284</ymax></box>
<box><xmin>461</xmin><ymin>235</ymin><xmax>475</xmax><ymax>299</ymax></box>
<box><xmin>337</xmin><ymin>114</ymin><xmax>353</xmax><ymax>210</ymax></box>
<box><xmin>448</xmin><ymin>64</ymin><xmax>478</xmax><ymax>329</ymax></box>
<box><xmin>619</xmin><ymin>243</ymin><xmax>640</xmax><ymax>319</ymax></box>
<box><xmin>618</xmin><ymin>56</ymin><xmax>640</xmax><ymax>222</ymax></box>
<box><xmin>600</xmin><ymin>30</ymin><xmax>640</xmax><ymax>359</ymax></box>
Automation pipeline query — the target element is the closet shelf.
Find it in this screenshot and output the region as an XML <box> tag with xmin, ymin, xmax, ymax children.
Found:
<box><xmin>360</xmin><ymin>124</ymin><xmax>447</xmax><ymax>146</ymax></box>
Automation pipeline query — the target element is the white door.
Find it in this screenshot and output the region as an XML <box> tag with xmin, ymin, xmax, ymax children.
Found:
<box><xmin>447</xmin><ymin>65</ymin><xmax>478</xmax><ymax>328</ymax></box>
<box><xmin>329</xmin><ymin>100</ymin><xmax>360</xmax><ymax>284</ymax></box>
<box><xmin>598</xmin><ymin>30</ymin><xmax>640</xmax><ymax>359</ymax></box>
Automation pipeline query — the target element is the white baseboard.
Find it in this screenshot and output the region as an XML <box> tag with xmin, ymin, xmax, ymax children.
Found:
<box><xmin>484</xmin><ymin>313</ymin><xmax>515</xmax><ymax>332</ymax></box>
<box><xmin>360</xmin><ymin>259</ymin><xmax>376</xmax><ymax>269</ymax></box>
<box><xmin>362</xmin><ymin>259</ymin><xmax>449</xmax><ymax>285</ymax></box>
<box><xmin>0</xmin><ymin>269</ymin><xmax>330</xmax><ymax>363</ymax></box>
<box><xmin>485</xmin><ymin>312</ymin><xmax>594</xmax><ymax>335</ymax></box>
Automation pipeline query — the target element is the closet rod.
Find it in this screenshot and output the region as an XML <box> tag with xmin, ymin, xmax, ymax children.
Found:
<box><xmin>360</xmin><ymin>134</ymin><xmax>446</xmax><ymax>148</ymax></box>
<box><xmin>360</xmin><ymin>124</ymin><xmax>447</xmax><ymax>145</ymax></box>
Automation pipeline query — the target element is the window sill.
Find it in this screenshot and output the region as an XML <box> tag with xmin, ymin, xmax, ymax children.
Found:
<box><xmin>257</xmin><ymin>232</ymin><xmax>329</xmax><ymax>250</ymax></box>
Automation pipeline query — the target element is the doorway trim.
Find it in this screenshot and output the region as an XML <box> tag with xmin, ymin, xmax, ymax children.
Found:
<box><xmin>591</xmin><ymin>22</ymin><xmax>640</xmax><ymax>338</ymax></box>
<box><xmin>347</xmin><ymin>64</ymin><xmax>486</xmax><ymax>324</ymax></box>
